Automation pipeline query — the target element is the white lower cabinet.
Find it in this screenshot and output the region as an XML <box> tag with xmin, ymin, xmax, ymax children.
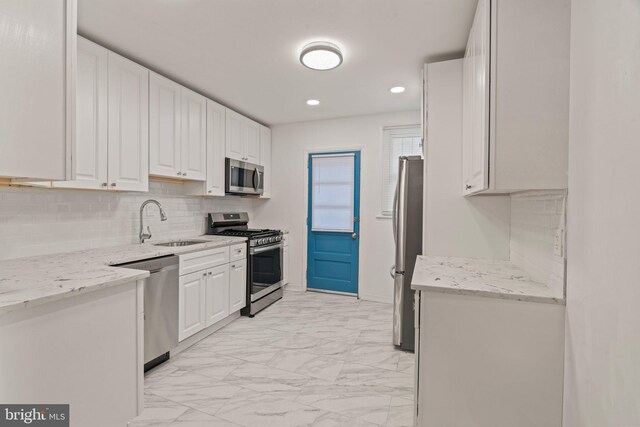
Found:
<box><xmin>178</xmin><ymin>270</ymin><xmax>207</xmax><ymax>341</ymax></box>
<box><xmin>229</xmin><ymin>259</ymin><xmax>247</xmax><ymax>313</ymax></box>
<box><xmin>179</xmin><ymin>244</ymin><xmax>247</xmax><ymax>342</ymax></box>
<box><xmin>205</xmin><ymin>264</ymin><xmax>230</xmax><ymax>327</ymax></box>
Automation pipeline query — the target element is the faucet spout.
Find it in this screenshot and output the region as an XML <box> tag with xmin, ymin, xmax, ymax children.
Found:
<box><xmin>139</xmin><ymin>199</ymin><xmax>168</xmax><ymax>244</ymax></box>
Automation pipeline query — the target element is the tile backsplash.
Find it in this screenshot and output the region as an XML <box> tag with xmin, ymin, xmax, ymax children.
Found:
<box><xmin>510</xmin><ymin>190</ymin><xmax>567</xmax><ymax>297</ymax></box>
<box><xmin>0</xmin><ymin>181</ymin><xmax>266</xmax><ymax>260</ymax></box>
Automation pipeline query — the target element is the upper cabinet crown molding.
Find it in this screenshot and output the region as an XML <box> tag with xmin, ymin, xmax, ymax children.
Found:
<box><xmin>0</xmin><ymin>0</ymin><xmax>77</xmax><ymax>181</ymax></box>
<box><xmin>461</xmin><ymin>0</ymin><xmax>570</xmax><ymax>195</ymax></box>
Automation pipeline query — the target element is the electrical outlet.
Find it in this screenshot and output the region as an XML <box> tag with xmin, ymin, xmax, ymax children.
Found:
<box><xmin>554</xmin><ymin>228</ymin><xmax>564</xmax><ymax>257</ymax></box>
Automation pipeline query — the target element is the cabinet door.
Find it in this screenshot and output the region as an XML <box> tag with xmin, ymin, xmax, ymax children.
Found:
<box><xmin>283</xmin><ymin>245</ymin><xmax>289</xmax><ymax>285</ymax></box>
<box><xmin>245</xmin><ymin>119</ymin><xmax>261</xmax><ymax>164</ymax></box>
<box><xmin>0</xmin><ymin>0</ymin><xmax>75</xmax><ymax>181</ymax></box>
<box><xmin>107</xmin><ymin>52</ymin><xmax>149</xmax><ymax>192</ymax></box>
<box><xmin>206</xmin><ymin>100</ymin><xmax>226</xmax><ymax>196</ymax></box>
<box><xmin>229</xmin><ymin>259</ymin><xmax>247</xmax><ymax>313</ymax></box>
<box><xmin>180</xmin><ymin>88</ymin><xmax>207</xmax><ymax>181</ymax></box>
<box><xmin>54</xmin><ymin>37</ymin><xmax>108</xmax><ymax>190</ymax></box>
<box><xmin>179</xmin><ymin>271</ymin><xmax>207</xmax><ymax>341</ymax></box>
<box><xmin>205</xmin><ymin>264</ymin><xmax>230</xmax><ymax>327</ymax></box>
<box><xmin>260</xmin><ymin>126</ymin><xmax>272</xmax><ymax>198</ymax></box>
<box><xmin>462</xmin><ymin>0</ymin><xmax>490</xmax><ymax>196</ymax></box>
<box><xmin>149</xmin><ymin>72</ymin><xmax>181</xmax><ymax>179</ymax></box>
<box><xmin>225</xmin><ymin>109</ymin><xmax>244</xmax><ymax>161</ymax></box>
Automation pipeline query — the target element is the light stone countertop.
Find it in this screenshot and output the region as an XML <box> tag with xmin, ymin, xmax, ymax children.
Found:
<box><xmin>411</xmin><ymin>255</ymin><xmax>565</xmax><ymax>305</ymax></box>
<box><xmin>0</xmin><ymin>235</ymin><xmax>246</xmax><ymax>315</ymax></box>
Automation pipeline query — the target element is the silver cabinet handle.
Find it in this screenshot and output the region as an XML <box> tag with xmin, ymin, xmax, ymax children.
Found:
<box><xmin>352</xmin><ymin>233</ymin><xmax>358</xmax><ymax>239</ymax></box>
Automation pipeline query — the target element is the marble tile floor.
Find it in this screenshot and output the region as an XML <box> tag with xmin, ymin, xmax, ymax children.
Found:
<box><xmin>129</xmin><ymin>289</ymin><xmax>415</xmax><ymax>427</ymax></box>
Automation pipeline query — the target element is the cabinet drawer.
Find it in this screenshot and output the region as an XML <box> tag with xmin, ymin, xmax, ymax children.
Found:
<box><xmin>179</xmin><ymin>247</ymin><xmax>229</xmax><ymax>276</ymax></box>
<box><xmin>230</xmin><ymin>243</ymin><xmax>247</xmax><ymax>261</ymax></box>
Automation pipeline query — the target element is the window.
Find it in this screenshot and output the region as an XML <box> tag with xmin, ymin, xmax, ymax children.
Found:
<box><xmin>381</xmin><ymin>125</ymin><xmax>422</xmax><ymax>216</ymax></box>
<box><xmin>311</xmin><ymin>153</ymin><xmax>355</xmax><ymax>232</ymax></box>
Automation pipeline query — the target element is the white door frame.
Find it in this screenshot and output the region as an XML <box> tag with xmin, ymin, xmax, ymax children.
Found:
<box><xmin>302</xmin><ymin>145</ymin><xmax>365</xmax><ymax>297</ymax></box>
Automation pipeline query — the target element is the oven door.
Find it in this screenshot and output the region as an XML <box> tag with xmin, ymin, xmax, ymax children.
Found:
<box><xmin>249</xmin><ymin>242</ymin><xmax>283</xmax><ymax>302</ymax></box>
<box><xmin>226</xmin><ymin>158</ymin><xmax>264</xmax><ymax>196</ymax></box>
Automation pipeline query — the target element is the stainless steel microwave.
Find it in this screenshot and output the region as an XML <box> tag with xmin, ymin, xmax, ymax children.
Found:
<box><xmin>225</xmin><ymin>158</ymin><xmax>264</xmax><ymax>196</ymax></box>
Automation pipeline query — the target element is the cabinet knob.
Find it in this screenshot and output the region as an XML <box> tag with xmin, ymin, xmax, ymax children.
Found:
<box><xmin>208</xmin><ymin>190</ymin><xmax>212</xmax><ymax>193</ymax></box>
<box><xmin>465</xmin><ymin>184</ymin><xmax>472</xmax><ymax>190</ymax></box>
<box><xmin>177</xmin><ymin>172</ymin><xmax>182</xmax><ymax>176</ymax></box>
<box><xmin>101</xmin><ymin>182</ymin><xmax>108</xmax><ymax>187</ymax></box>
<box><xmin>231</xmin><ymin>264</ymin><xmax>236</xmax><ymax>268</ymax></box>
<box><xmin>203</xmin><ymin>272</ymin><xmax>207</xmax><ymax>277</ymax></box>
<box><xmin>183</xmin><ymin>172</ymin><xmax>187</xmax><ymax>177</ymax></box>
<box><xmin>110</xmin><ymin>183</ymin><xmax>116</xmax><ymax>187</ymax></box>
<box><xmin>208</xmin><ymin>272</ymin><xmax>212</xmax><ymax>276</ymax></box>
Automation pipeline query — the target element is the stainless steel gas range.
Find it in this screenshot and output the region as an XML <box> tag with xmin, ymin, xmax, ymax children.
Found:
<box><xmin>206</xmin><ymin>212</ymin><xmax>283</xmax><ymax>317</ymax></box>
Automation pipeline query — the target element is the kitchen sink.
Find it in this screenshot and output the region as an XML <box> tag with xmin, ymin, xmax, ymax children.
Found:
<box><xmin>153</xmin><ymin>240</ymin><xmax>208</xmax><ymax>247</ymax></box>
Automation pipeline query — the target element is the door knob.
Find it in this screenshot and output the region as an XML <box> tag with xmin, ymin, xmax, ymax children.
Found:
<box><xmin>352</xmin><ymin>233</ymin><xmax>358</xmax><ymax>239</ymax></box>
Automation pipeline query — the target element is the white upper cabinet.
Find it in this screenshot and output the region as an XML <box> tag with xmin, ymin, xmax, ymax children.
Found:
<box><xmin>180</xmin><ymin>88</ymin><xmax>207</xmax><ymax>181</ymax></box>
<box><xmin>149</xmin><ymin>72</ymin><xmax>182</xmax><ymax>178</ymax></box>
<box><xmin>0</xmin><ymin>0</ymin><xmax>76</xmax><ymax>181</ymax></box>
<box><xmin>462</xmin><ymin>0</ymin><xmax>570</xmax><ymax>195</ymax></box>
<box><xmin>225</xmin><ymin>109</ymin><xmax>261</xmax><ymax>164</ymax></box>
<box><xmin>107</xmin><ymin>51</ymin><xmax>149</xmax><ymax>192</ymax></box>
<box><xmin>225</xmin><ymin>109</ymin><xmax>245</xmax><ymax>161</ymax></box>
<box><xmin>149</xmin><ymin>74</ymin><xmax>206</xmax><ymax>181</ymax></box>
<box><xmin>56</xmin><ymin>37</ymin><xmax>148</xmax><ymax>192</ymax></box>
<box><xmin>205</xmin><ymin>100</ymin><xmax>227</xmax><ymax>196</ymax></box>
<box><xmin>260</xmin><ymin>126</ymin><xmax>272</xmax><ymax>198</ymax></box>
<box><xmin>245</xmin><ymin>120</ymin><xmax>261</xmax><ymax>164</ymax></box>
<box><xmin>55</xmin><ymin>37</ymin><xmax>108</xmax><ymax>190</ymax></box>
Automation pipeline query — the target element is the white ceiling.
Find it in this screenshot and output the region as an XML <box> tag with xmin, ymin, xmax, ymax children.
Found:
<box><xmin>78</xmin><ymin>0</ymin><xmax>477</xmax><ymax>125</ymax></box>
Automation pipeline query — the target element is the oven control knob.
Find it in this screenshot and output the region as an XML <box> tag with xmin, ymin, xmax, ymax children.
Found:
<box><xmin>258</xmin><ymin>239</ymin><xmax>264</xmax><ymax>245</ymax></box>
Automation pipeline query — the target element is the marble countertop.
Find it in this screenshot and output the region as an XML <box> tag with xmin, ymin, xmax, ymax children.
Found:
<box><xmin>411</xmin><ymin>256</ymin><xmax>565</xmax><ymax>305</ymax></box>
<box><xmin>0</xmin><ymin>235</ymin><xmax>246</xmax><ymax>315</ymax></box>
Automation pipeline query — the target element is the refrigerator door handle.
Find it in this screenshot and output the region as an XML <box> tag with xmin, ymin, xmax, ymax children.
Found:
<box><xmin>392</xmin><ymin>180</ymin><xmax>399</xmax><ymax>245</ymax></box>
<box><xmin>395</xmin><ymin>158</ymin><xmax>408</xmax><ymax>272</ymax></box>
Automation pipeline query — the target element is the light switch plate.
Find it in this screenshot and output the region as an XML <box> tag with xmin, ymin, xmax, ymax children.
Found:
<box><xmin>554</xmin><ymin>228</ymin><xmax>564</xmax><ymax>257</ymax></box>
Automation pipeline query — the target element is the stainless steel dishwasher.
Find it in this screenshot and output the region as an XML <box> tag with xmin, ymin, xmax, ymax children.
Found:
<box><xmin>115</xmin><ymin>255</ymin><xmax>179</xmax><ymax>372</ymax></box>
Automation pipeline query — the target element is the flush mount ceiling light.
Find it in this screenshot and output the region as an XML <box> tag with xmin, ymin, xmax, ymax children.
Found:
<box><xmin>390</xmin><ymin>86</ymin><xmax>406</xmax><ymax>94</ymax></box>
<box><xmin>306</xmin><ymin>99</ymin><xmax>320</xmax><ymax>106</ymax></box>
<box><xmin>300</xmin><ymin>42</ymin><xmax>343</xmax><ymax>71</ymax></box>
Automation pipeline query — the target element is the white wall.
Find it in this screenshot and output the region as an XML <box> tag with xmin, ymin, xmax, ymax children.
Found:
<box><xmin>563</xmin><ymin>1</ymin><xmax>640</xmax><ymax>425</ymax></box>
<box><xmin>0</xmin><ymin>182</ymin><xmax>264</xmax><ymax>260</ymax></box>
<box><xmin>424</xmin><ymin>59</ymin><xmax>511</xmax><ymax>260</ymax></box>
<box><xmin>253</xmin><ymin>111</ymin><xmax>421</xmax><ymax>303</ymax></box>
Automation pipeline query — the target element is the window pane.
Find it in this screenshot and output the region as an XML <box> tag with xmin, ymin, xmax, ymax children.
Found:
<box><xmin>381</xmin><ymin>127</ymin><xmax>422</xmax><ymax>215</ymax></box>
<box><xmin>312</xmin><ymin>155</ymin><xmax>354</xmax><ymax>231</ymax></box>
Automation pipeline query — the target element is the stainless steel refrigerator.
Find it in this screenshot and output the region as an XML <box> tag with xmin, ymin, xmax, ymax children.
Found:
<box><xmin>391</xmin><ymin>155</ymin><xmax>423</xmax><ymax>352</ymax></box>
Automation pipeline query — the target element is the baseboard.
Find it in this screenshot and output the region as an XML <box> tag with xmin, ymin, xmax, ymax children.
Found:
<box><xmin>283</xmin><ymin>283</ymin><xmax>305</xmax><ymax>292</ymax></box>
<box><xmin>358</xmin><ymin>293</ymin><xmax>393</xmax><ymax>304</ymax></box>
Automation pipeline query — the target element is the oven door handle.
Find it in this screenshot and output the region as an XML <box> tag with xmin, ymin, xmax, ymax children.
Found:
<box><xmin>250</xmin><ymin>242</ymin><xmax>283</xmax><ymax>254</ymax></box>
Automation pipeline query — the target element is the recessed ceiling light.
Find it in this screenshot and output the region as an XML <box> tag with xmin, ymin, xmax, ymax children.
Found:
<box><xmin>300</xmin><ymin>42</ymin><xmax>343</xmax><ymax>71</ymax></box>
<box><xmin>306</xmin><ymin>99</ymin><xmax>320</xmax><ymax>106</ymax></box>
<box><xmin>390</xmin><ymin>86</ymin><xmax>406</xmax><ymax>94</ymax></box>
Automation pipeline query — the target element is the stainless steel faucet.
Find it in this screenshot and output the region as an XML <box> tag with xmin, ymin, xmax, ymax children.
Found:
<box><xmin>139</xmin><ymin>199</ymin><xmax>168</xmax><ymax>244</ymax></box>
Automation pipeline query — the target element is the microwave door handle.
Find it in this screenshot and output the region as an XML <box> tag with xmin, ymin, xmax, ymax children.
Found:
<box><xmin>256</xmin><ymin>168</ymin><xmax>261</xmax><ymax>191</ymax></box>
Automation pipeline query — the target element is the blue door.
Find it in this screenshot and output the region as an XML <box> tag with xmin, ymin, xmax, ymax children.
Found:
<box><xmin>307</xmin><ymin>151</ymin><xmax>360</xmax><ymax>294</ymax></box>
